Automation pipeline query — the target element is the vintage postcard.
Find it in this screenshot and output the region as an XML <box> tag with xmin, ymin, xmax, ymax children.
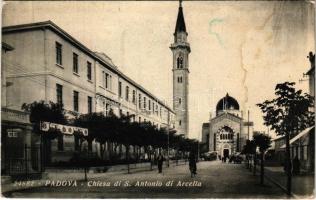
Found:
<box><xmin>1</xmin><ymin>0</ymin><xmax>315</xmax><ymax>198</ymax></box>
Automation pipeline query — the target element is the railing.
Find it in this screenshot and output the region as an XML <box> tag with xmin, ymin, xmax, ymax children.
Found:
<box><xmin>1</xmin><ymin>107</ymin><xmax>30</xmax><ymax>124</ymax></box>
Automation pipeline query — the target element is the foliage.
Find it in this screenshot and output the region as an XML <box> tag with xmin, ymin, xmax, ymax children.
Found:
<box><xmin>73</xmin><ymin>110</ymin><xmax>197</xmax><ymax>158</ymax></box>
<box><xmin>257</xmin><ymin>82</ymin><xmax>314</xmax><ymax>136</ymax></box>
<box><xmin>253</xmin><ymin>133</ymin><xmax>271</xmax><ymax>153</ymax></box>
<box><xmin>22</xmin><ymin>100</ymin><xmax>67</xmax><ymax>124</ymax></box>
<box><xmin>22</xmin><ymin>100</ymin><xmax>67</xmax><ymax>139</ymax></box>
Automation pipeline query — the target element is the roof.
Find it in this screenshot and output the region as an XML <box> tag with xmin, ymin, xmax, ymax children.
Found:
<box><xmin>2</xmin><ymin>21</ymin><xmax>174</xmax><ymax>113</ymax></box>
<box><xmin>211</xmin><ymin>111</ymin><xmax>242</xmax><ymax>123</ymax></box>
<box><xmin>216</xmin><ymin>93</ymin><xmax>240</xmax><ymax>112</ymax></box>
<box><xmin>280</xmin><ymin>126</ymin><xmax>314</xmax><ymax>148</ymax></box>
<box><xmin>174</xmin><ymin>1</ymin><xmax>187</xmax><ymax>34</ymax></box>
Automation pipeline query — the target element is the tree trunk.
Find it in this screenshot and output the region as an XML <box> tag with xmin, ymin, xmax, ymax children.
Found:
<box><xmin>260</xmin><ymin>152</ymin><xmax>264</xmax><ymax>185</ymax></box>
<box><xmin>119</xmin><ymin>144</ymin><xmax>122</xmax><ymax>159</ymax></box>
<box><xmin>253</xmin><ymin>154</ymin><xmax>256</xmax><ymax>175</ymax></box>
<box><xmin>125</xmin><ymin>144</ymin><xmax>130</xmax><ymax>174</ymax></box>
<box><xmin>285</xmin><ymin>131</ymin><xmax>292</xmax><ymax>195</ymax></box>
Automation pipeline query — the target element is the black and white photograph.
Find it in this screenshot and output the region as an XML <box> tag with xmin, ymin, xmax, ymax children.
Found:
<box><xmin>1</xmin><ymin>0</ymin><xmax>315</xmax><ymax>198</ymax></box>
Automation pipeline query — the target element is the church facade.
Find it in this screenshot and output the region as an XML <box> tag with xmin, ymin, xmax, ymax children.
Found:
<box><xmin>202</xmin><ymin>94</ymin><xmax>254</xmax><ymax>158</ymax></box>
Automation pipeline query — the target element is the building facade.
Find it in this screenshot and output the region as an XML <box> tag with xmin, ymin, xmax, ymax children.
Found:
<box><xmin>201</xmin><ymin>94</ymin><xmax>254</xmax><ymax>157</ymax></box>
<box><xmin>2</xmin><ymin>21</ymin><xmax>175</xmax><ymax>162</ymax></box>
<box><xmin>171</xmin><ymin>1</ymin><xmax>190</xmax><ymax>138</ymax></box>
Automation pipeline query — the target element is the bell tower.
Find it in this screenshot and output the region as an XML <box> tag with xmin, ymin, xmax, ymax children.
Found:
<box><xmin>170</xmin><ymin>0</ymin><xmax>190</xmax><ymax>138</ymax></box>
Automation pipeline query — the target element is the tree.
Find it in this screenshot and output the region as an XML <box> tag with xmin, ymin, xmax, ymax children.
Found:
<box><xmin>22</xmin><ymin>100</ymin><xmax>67</xmax><ymax>166</ymax></box>
<box><xmin>242</xmin><ymin>140</ymin><xmax>256</xmax><ymax>169</ymax></box>
<box><xmin>257</xmin><ymin>82</ymin><xmax>314</xmax><ymax>195</ymax></box>
<box><xmin>253</xmin><ymin>133</ymin><xmax>271</xmax><ymax>185</ymax></box>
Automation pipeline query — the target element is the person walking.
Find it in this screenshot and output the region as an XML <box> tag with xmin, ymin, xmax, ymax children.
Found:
<box><xmin>157</xmin><ymin>153</ymin><xmax>164</xmax><ymax>173</ymax></box>
<box><xmin>189</xmin><ymin>151</ymin><xmax>197</xmax><ymax>177</ymax></box>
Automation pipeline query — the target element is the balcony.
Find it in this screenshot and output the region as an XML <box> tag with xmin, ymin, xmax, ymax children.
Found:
<box><xmin>1</xmin><ymin>107</ymin><xmax>30</xmax><ymax>124</ymax></box>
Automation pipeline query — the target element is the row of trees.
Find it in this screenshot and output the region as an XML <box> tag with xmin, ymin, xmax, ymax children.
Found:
<box><xmin>73</xmin><ymin>110</ymin><xmax>198</xmax><ymax>161</ymax></box>
<box><xmin>22</xmin><ymin>101</ymin><xmax>198</xmax><ymax>165</ymax></box>
<box><xmin>242</xmin><ymin>133</ymin><xmax>271</xmax><ymax>185</ymax></box>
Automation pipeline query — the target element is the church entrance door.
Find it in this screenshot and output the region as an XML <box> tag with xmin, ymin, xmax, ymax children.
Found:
<box><xmin>223</xmin><ymin>149</ymin><xmax>229</xmax><ymax>158</ymax></box>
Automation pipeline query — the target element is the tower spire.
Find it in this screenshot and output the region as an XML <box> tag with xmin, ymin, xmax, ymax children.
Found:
<box><xmin>175</xmin><ymin>0</ymin><xmax>186</xmax><ymax>34</ymax></box>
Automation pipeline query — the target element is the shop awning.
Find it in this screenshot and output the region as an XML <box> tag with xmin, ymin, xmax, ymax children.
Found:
<box><xmin>280</xmin><ymin>126</ymin><xmax>314</xmax><ymax>149</ymax></box>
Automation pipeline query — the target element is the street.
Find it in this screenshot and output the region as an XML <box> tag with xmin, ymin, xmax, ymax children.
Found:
<box><xmin>3</xmin><ymin>160</ymin><xmax>289</xmax><ymax>198</ymax></box>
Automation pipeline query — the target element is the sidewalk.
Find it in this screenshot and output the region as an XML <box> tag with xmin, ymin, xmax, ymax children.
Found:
<box><xmin>263</xmin><ymin>166</ymin><xmax>314</xmax><ymax>198</ymax></box>
<box><xmin>1</xmin><ymin>160</ymin><xmax>187</xmax><ymax>195</ymax></box>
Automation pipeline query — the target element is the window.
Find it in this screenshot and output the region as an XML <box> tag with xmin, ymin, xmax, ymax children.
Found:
<box><xmin>177</xmin><ymin>56</ymin><xmax>183</xmax><ymax>69</ymax></box>
<box><xmin>132</xmin><ymin>90</ymin><xmax>136</xmax><ymax>104</ymax></box>
<box><xmin>105</xmin><ymin>73</ymin><xmax>109</xmax><ymax>89</ymax></box>
<box><xmin>73</xmin><ymin>91</ymin><xmax>79</xmax><ymax>112</ymax></box>
<box><xmin>178</xmin><ymin>76</ymin><xmax>183</xmax><ymax>83</ymax></box>
<box><xmin>102</xmin><ymin>71</ymin><xmax>105</xmax><ymax>87</ymax></box>
<box><xmin>106</xmin><ymin>103</ymin><xmax>110</xmax><ymax>116</ymax></box>
<box><xmin>160</xmin><ymin>107</ymin><xmax>162</xmax><ymax>117</ymax></box>
<box><xmin>126</xmin><ymin>86</ymin><xmax>129</xmax><ymax>101</ymax></box>
<box><xmin>56</xmin><ymin>42</ymin><xmax>62</xmax><ymax>65</ymax></box>
<box><xmin>156</xmin><ymin>104</ymin><xmax>158</xmax><ymax>115</ymax></box>
<box><xmin>56</xmin><ymin>84</ymin><xmax>63</xmax><ymax>105</ymax></box>
<box><xmin>143</xmin><ymin>97</ymin><xmax>146</xmax><ymax>109</ymax></box>
<box><xmin>139</xmin><ymin>117</ymin><xmax>141</xmax><ymax>122</ymax></box>
<box><xmin>73</xmin><ymin>53</ymin><xmax>78</xmax><ymax>73</ymax></box>
<box><xmin>109</xmin><ymin>75</ymin><xmax>112</xmax><ymax>90</ymax></box>
<box><xmin>58</xmin><ymin>135</ymin><xmax>64</xmax><ymax>151</ymax></box>
<box><xmin>138</xmin><ymin>94</ymin><xmax>142</xmax><ymax>108</ymax></box>
<box><xmin>179</xmin><ymin>120</ymin><xmax>182</xmax><ymax>126</ymax></box>
<box><xmin>149</xmin><ymin>100</ymin><xmax>151</xmax><ymax>110</ymax></box>
<box><xmin>152</xmin><ymin>102</ymin><xmax>154</xmax><ymax>113</ymax></box>
<box><xmin>88</xmin><ymin>96</ymin><xmax>92</xmax><ymax>113</ymax></box>
<box><xmin>179</xmin><ymin>98</ymin><xmax>182</xmax><ymax>105</ymax></box>
<box><xmin>118</xmin><ymin>81</ymin><xmax>122</xmax><ymax>97</ymax></box>
<box><xmin>87</xmin><ymin>62</ymin><xmax>92</xmax><ymax>80</ymax></box>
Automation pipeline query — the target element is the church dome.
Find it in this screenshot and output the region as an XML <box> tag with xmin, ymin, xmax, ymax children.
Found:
<box><xmin>216</xmin><ymin>93</ymin><xmax>240</xmax><ymax>113</ymax></box>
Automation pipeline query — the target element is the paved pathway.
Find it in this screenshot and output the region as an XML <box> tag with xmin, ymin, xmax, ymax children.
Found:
<box><xmin>3</xmin><ymin>161</ymin><xmax>289</xmax><ymax>198</ymax></box>
<box><xmin>264</xmin><ymin>166</ymin><xmax>314</xmax><ymax>198</ymax></box>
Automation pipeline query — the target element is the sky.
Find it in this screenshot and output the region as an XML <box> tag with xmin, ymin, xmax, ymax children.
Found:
<box><xmin>2</xmin><ymin>1</ymin><xmax>315</xmax><ymax>140</ymax></box>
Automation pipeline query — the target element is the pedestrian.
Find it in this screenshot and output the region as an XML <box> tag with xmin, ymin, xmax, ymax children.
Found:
<box><xmin>157</xmin><ymin>153</ymin><xmax>164</xmax><ymax>173</ymax></box>
<box><xmin>189</xmin><ymin>151</ymin><xmax>197</xmax><ymax>177</ymax></box>
<box><xmin>292</xmin><ymin>156</ymin><xmax>300</xmax><ymax>175</ymax></box>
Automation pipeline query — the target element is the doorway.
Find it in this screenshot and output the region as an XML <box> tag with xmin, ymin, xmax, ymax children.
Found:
<box><xmin>223</xmin><ymin>149</ymin><xmax>229</xmax><ymax>158</ymax></box>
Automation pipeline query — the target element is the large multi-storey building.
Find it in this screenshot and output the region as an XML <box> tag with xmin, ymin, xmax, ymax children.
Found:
<box><xmin>2</xmin><ymin>21</ymin><xmax>175</xmax><ymax>161</ymax></box>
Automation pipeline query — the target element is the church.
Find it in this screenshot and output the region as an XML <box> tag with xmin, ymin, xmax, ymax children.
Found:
<box><xmin>201</xmin><ymin>94</ymin><xmax>254</xmax><ymax>158</ymax></box>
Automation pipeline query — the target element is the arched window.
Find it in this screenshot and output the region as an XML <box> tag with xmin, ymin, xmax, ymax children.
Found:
<box><xmin>177</xmin><ymin>56</ymin><xmax>183</xmax><ymax>69</ymax></box>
